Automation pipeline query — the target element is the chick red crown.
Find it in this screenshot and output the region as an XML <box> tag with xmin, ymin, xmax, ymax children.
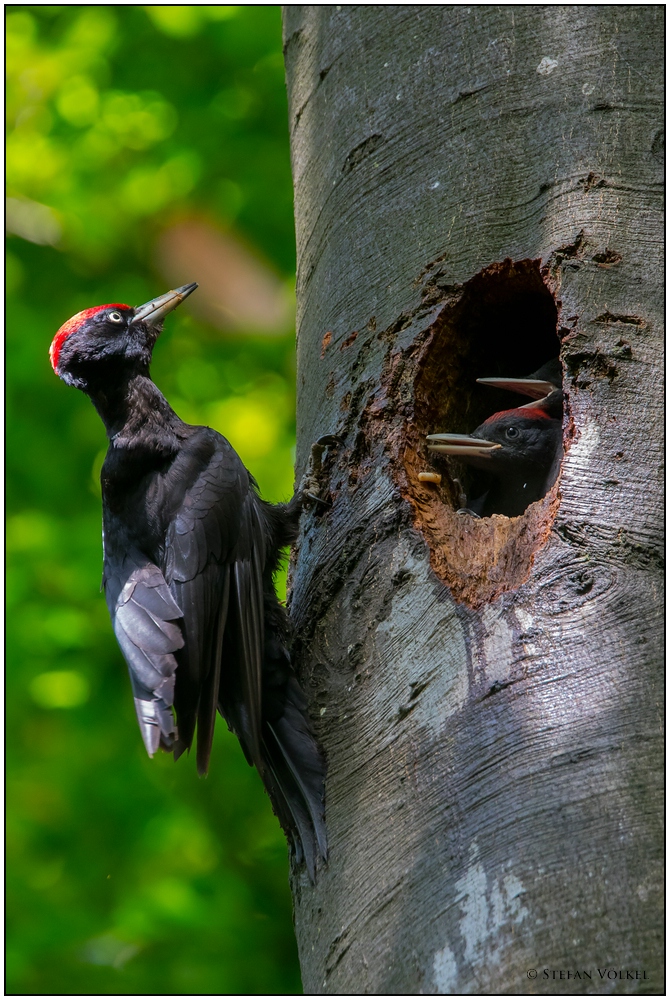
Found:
<box><xmin>482</xmin><ymin>406</ymin><xmax>554</xmax><ymax>425</ymax></box>
<box><xmin>49</xmin><ymin>303</ymin><xmax>129</xmax><ymax>372</ymax></box>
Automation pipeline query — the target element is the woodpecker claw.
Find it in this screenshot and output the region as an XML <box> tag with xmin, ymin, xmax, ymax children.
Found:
<box><xmin>450</xmin><ymin>473</ymin><xmax>468</xmax><ymax>509</ymax></box>
<box><xmin>299</xmin><ymin>434</ymin><xmax>341</xmax><ymax>510</ymax></box>
<box><xmin>298</xmin><ymin>472</ymin><xmax>322</xmax><ymax>507</ymax></box>
<box><xmin>456</xmin><ymin>507</ymin><xmax>481</xmax><ymax>518</ymax></box>
<box><xmin>304</xmin><ymin>491</ymin><xmax>331</xmax><ymax>508</ymax></box>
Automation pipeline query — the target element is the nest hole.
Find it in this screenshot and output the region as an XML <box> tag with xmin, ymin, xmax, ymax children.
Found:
<box><xmin>416</xmin><ymin>259</ymin><xmax>560</xmax><ymax>510</ymax></box>
<box><xmin>402</xmin><ymin>258</ymin><xmax>565</xmax><ymax>606</ymax></box>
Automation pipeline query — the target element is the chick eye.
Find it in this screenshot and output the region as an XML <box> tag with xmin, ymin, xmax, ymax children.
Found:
<box><xmin>108</xmin><ymin>311</ymin><xmax>124</xmax><ymax>323</ymax></box>
<box><xmin>506</xmin><ymin>426</ymin><xmax>519</xmax><ymax>439</ymax></box>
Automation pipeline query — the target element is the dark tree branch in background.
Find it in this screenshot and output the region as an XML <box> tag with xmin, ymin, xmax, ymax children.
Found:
<box><xmin>283</xmin><ymin>6</ymin><xmax>663</xmax><ymax>994</ymax></box>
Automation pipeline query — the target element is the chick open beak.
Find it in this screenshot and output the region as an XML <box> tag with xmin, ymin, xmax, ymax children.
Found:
<box><xmin>132</xmin><ymin>283</ymin><xmax>198</xmax><ymax>328</ymax></box>
<box><xmin>426</xmin><ymin>433</ymin><xmax>502</xmax><ymax>459</ymax></box>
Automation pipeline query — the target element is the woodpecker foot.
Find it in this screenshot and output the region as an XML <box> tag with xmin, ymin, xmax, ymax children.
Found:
<box><xmin>450</xmin><ymin>473</ymin><xmax>468</xmax><ymax>510</ymax></box>
<box><xmin>456</xmin><ymin>507</ymin><xmax>481</xmax><ymax>518</ymax></box>
<box><xmin>302</xmin><ymin>488</ymin><xmax>331</xmax><ymax>509</ymax></box>
<box><xmin>299</xmin><ymin>435</ymin><xmax>341</xmax><ymax>509</ymax></box>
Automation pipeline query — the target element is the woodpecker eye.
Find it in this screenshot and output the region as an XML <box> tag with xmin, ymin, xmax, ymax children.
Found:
<box><xmin>108</xmin><ymin>311</ymin><xmax>124</xmax><ymax>323</ymax></box>
<box><xmin>506</xmin><ymin>426</ymin><xmax>519</xmax><ymax>439</ymax></box>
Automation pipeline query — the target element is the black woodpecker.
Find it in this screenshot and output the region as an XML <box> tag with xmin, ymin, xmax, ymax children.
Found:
<box><xmin>50</xmin><ymin>284</ymin><xmax>327</xmax><ymax>877</ymax></box>
<box><xmin>426</xmin><ymin>399</ymin><xmax>563</xmax><ymax>518</ymax></box>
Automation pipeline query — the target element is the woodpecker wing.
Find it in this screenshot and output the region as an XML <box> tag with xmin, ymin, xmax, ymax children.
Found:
<box><xmin>162</xmin><ymin>429</ymin><xmax>265</xmax><ymax>775</ymax></box>
<box><xmin>103</xmin><ymin>548</ymin><xmax>184</xmax><ymax>755</ymax></box>
<box><xmin>227</xmin><ymin>493</ymin><xmax>266</xmax><ymax>764</ymax></box>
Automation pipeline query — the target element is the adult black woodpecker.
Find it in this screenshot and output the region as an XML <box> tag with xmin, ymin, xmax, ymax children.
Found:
<box><xmin>50</xmin><ymin>284</ymin><xmax>327</xmax><ymax>877</ymax></box>
<box><xmin>426</xmin><ymin>398</ymin><xmax>563</xmax><ymax>518</ymax></box>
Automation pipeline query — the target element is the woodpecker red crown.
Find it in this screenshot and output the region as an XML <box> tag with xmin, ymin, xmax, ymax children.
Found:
<box><xmin>482</xmin><ymin>406</ymin><xmax>554</xmax><ymax>425</ymax></box>
<box><xmin>50</xmin><ymin>304</ymin><xmax>129</xmax><ymax>372</ymax></box>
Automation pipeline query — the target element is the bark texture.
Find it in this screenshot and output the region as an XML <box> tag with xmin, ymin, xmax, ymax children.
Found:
<box><xmin>283</xmin><ymin>6</ymin><xmax>663</xmax><ymax>995</ymax></box>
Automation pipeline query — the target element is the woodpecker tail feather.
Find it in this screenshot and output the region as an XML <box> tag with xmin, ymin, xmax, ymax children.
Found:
<box><xmin>245</xmin><ymin>578</ymin><xmax>328</xmax><ymax>878</ymax></box>
<box><xmin>220</xmin><ymin>589</ymin><xmax>328</xmax><ymax>879</ymax></box>
<box><xmin>259</xmin><ymin>676</ymin><xmax>327</xmax><ymax>880</ymax></box>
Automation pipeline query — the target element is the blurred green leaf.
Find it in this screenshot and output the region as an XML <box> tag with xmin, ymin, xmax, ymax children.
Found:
<box><xmin>30</xmin><ymin>671</ymin><xmax>91</xmax><ymax>709</ymax></box>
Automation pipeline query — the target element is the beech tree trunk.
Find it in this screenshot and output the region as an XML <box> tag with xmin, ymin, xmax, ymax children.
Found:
<box><xmin>283</xmin><ymin>6</ymin><xmax>663</xmax><ymax>995</ymax></box>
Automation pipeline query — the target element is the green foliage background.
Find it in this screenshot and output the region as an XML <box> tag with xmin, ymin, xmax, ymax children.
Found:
<box><xmin>7</xmin><ymin>6</ymin><xmax>304</xmax><ymax>994</ymax></box>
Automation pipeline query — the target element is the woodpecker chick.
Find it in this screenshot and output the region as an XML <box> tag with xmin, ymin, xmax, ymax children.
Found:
<box><xmin>50</xmin><ymin>284</ymin><xmax>327</xmax><ymax>878</ymax></box>
<box><xmin>427</xmin><ymin>403</ymin><xmax>562</xmax><ymax>517</ymax></box>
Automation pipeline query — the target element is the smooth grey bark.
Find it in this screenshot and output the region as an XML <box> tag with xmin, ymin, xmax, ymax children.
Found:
<box><xmin>283</xmin><ymin>6</ymin><xmax>663</xmax><ymax>995</ymax></box>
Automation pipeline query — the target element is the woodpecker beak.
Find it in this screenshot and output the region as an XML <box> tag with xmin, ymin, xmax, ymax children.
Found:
<box><xmin>516</xmin><ymin>386</ymin><xmax>564</xmax><ymax>413</ymax></box>
<box><xmin>132</xmin><ymin>283</ymin><xmax>198</xmax><ymax>328</ymax></box>
<box><xmin>475</xmin><ymin>377</ymin><xmax>556</xmax><ymax>400</ymax></box>
<box><xmin>426</xmin><ymin>433</ymin><xmax>502</xmax><ymax>459</ymax></box>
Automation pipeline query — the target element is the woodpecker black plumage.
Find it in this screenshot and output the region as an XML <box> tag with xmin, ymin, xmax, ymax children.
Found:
<box><xmin>50</xmin><ymin>284</ymin><xmax>327</xmax><ymax>877</ymax></box>
<box><xmin>427</xmin><ymin>399</ymin><xmax>563</xmax><ymax>517</ymax></box>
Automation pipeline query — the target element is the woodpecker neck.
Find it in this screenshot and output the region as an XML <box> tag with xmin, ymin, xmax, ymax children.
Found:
<box><xmin>90</xmin><ymin>373</ymin><xmax>184</xmax><ymax>453</ymax></box>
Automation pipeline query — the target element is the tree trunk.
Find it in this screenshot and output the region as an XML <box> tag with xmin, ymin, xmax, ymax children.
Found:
<box><xmin>283</xmin><ymin>6</ymin><xmax>663</xmax><ymax>995</ymax></box>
